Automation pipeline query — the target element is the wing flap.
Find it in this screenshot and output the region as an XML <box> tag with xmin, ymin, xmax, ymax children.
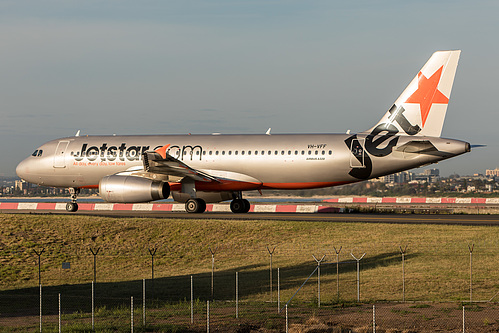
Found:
<box><xmin>143</xmin><ymin>151</ymin><xmax>219</xmax><ymax>182</ymax></box>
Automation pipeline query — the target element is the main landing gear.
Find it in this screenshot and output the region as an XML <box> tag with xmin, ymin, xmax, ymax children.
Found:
<box><xmin>184</xmin><ymin>194</ymin><xmax>251</xmax><ymax>214</ymax></box>
<box><xmin>229</xmin><ymin>191</ymin><xmax>250</xmax><ymax>213</ymax></box>
<box><xmin>230</xmin><ymin>199</ymin><xmax>250</xmax><ymax>213</ymax></box>
<box><xmin>185</xmin><ymin>198</ymin><xmax>207</xmax><ymax>213</ymax></box>
<box><xmin>66</xmin><ymin>187</ymin><xmax>80</xmax><ymax>212</ymax></box>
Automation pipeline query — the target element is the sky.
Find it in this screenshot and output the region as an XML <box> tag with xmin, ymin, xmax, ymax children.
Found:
<box><xmin>1</xmin><ymin>0</ymin><xmax>498</xmax><ymax>177</ymax></box>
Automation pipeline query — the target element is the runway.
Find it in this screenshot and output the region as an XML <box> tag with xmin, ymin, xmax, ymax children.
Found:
<box><xmin>3</xmin><ymin>210</ymin><xmax>499</xmax><ymax>226</ymax></box>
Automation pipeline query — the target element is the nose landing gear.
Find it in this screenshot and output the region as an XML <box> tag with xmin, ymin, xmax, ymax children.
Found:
<box><xmin>66</xmin><ymin>188</ymin><xmax>80</xmax><ymax>212</ymax></box>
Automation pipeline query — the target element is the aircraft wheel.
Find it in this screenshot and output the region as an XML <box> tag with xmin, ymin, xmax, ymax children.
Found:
<box><xmin>242</xmin><ymin>199</ymin><xmax>251</xmax><ymax>213</ymax></box>
<box><xmin>66</xmin><ymin>202</ymin><xmax>78</xmax><ymax>212</ymax></box>
<box><xmin>185</xmin><ymin>198</ymin><xmax>206</xmax><ymax>213</ymax></box>
<box><xmin>230</xmin><ymin>199</ymin><xmax>249</xmax><ymax>213</ymax></box>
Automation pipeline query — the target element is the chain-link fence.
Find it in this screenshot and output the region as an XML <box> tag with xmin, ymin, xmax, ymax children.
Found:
<box><xmin>0</xmin><ymin>242</ymin><xmax>498</xmax><ymax>331</ymax></box>
<box><xmin>0</xmin><ymin>273</ymin><xmax>498</xmax><ymax>332</ymax></box>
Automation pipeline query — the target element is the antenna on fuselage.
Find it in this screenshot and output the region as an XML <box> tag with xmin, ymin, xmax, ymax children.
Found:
<box><xmin>266</xmin><ymin>128</ymin><xmax>271</xmax><ymax>135</ymax></box>
<box><xmin>75</xmin><ymin>130</ymin><xmax>80</xmax><ymax>137</ymax></box>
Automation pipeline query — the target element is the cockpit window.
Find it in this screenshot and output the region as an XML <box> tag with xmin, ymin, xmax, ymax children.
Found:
<box><xmin>31</xmin><ymin>150</ymin><xmax>43</xmax><ymax>157</ymax></box>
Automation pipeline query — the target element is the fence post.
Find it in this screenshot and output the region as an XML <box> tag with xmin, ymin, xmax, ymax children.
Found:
<box><xmin>235</xmin><ymin>272</ymin><xmax>239</xmax><ymax>318</ymax></box>
<box><xmin>207</xmin><ymin>300</ymin><xmax>210</xmax><ymax>333</ymax></box>
<box><xmin>148</xmin><ymin>247</ymin><xmax>157</xmax><ymax>300</ymax></box>
<box><xmin>91</xmin><ymin>281</ymin><xmax>95</xmax><ymax>332</ymax></box>
<box><xmin>34</xmin><ymin>248</ymin><xmax>45</xmax><ymax>286</ymax></box>
<box><xmin>142</xmin><ymin>278</ymin><xmax>146</xmax><ymax>327</ymax></box>
<box><xmin>58</xmin><ymin>293</ymin><xmax>61</xmax><ymax>333</ymax></box>
<box><xmin>209</xmin><ymin>247</ymin><xmax>217</xmax><ymax>301</ymax></box>
<box><xmin>89</xmin><ymin>247</ymin><xmax>100</xmax><ymax>283</ymax></box>
<box><xmin>191</xmin><ymin>275</ymin><xmax>194</xmax><ymax>324</ymax></box>
<box><xmin>131</xmin><ymin>296</ymin><xmax>134</xmax><ymax>333</ymax></box>
<box><xmin>462</xmin><ymin>305</ymin><xmax>465</xmax><ymax>333</ymax></box>
<box><xmin>400</xmin><ymin>245</ymin><xmax>408</xmax><ymax>302</ymax></box>
<box><xmin>285</xmin><ymin>304</ymin><xmax>288</xmax><ymax>333</ymax></box>
<box><xmin>351</xmin><ymin>252</ymin><xmax>366</xmax><ymax>302</ymax></box>
<box><xmin>39</xmin><ymin>284</ymin><xmax>42</xmax><ymax>333</ymax></box>
<box><xmin>468</xmin><ymin>244</ymin><xmax>474</xmax><ymax>302</ymax></box>
<box><xmin>333</xmin><ymin>246</ymin><xmax>342</xmax><ymax>301</ymax></box>
<box><xmin>267</xmin><ymin>246</ymin><xmax>276</xmax><ymax>302</ymax></box>
<box><xmin>312</xmin><ymin>254</ymin><xmax>326</xmax><ymax>307</ymax></box>
<box><xmin>277</xmin><ymin>267</ymin><xmax>280</xmax><ymax>312</ymax></box>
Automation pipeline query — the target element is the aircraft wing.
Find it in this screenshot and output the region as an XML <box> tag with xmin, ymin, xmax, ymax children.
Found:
<box><xmin>143</xmin><ymin>150</ymin><xmax>220</xmax><ymax>183</ymax></box>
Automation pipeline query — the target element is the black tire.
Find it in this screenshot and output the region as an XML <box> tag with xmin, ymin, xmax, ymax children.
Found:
<box><xmin>66</xmin><ymin>202</ymin><xmax>78</xmax><ymax>212</ymax></box>
<box><xmin>230</xmin><ymin>199</ymin><xmax>247</xmax><ymax>213</ymax></box>
<box><xmin>241</xmin><ymin>199</ymin><xmax>251</xmax><ymax>213</ymax></box>
<box><xmin>185</xmin><ymin>198</ymin><xmax>206</xmax><ymax>213</ymax></box>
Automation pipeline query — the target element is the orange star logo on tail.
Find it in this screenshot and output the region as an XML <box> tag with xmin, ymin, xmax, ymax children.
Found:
<box><xmin>405</xmin><ymin>66</ymin><xmax>449</xmax><ymax>127</ymax></box>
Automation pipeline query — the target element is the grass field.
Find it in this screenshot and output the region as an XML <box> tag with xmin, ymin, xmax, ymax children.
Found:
<box><xmin>0</xmin><ymin>213</ymin><xmax>498</xmax><ymax>304</ymax></box>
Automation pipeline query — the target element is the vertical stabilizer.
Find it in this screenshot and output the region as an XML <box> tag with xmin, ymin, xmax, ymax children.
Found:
<box><xmin>369</xmin><ymin>50</ymin><xmax>460</xmax><ymax>137</ymax></box>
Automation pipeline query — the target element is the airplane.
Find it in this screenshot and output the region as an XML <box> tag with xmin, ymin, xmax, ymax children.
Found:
<box><xmin>16</xmin><ymin>50</ymin><xmax>472</xmax><ymax>213</ymax></box>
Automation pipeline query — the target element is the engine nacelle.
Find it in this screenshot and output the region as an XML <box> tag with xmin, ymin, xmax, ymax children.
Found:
<box><xmin>172</xmin><ymin>191</ymin><xmax>232</xmax><ymax>203</ymax></box>
<box><xmin>99</xmin><ymin>175</ymin><xmax>170</xmax><ymax>203</ymax></box>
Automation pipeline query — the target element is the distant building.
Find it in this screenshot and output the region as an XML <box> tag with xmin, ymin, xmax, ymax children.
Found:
<box><xmin>383</xmin><ymin>171</ymin><xmax>413</xmax><ymax>184</ymax></box>
<box><xmin>423</xmin><ymin>168</ymin><xmax>440</xmax><ymax>176</ymax></box>
<box><xmin>15</xmin><ymin>180</ymin><xmax>30</xmax><ymax>191</ymax></box>
<box><xmin>486</xmin><ymin>168</ymin><xmax>499</xmax><ymax>177</ymax></box>
<box><xmin>414</xmin><ymin>168</ymin><xmax>440</xmax><ymax>183</ymax></box>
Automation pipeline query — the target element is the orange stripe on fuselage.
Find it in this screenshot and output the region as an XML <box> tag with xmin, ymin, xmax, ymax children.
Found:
<box><xmin>79</xmin><ymin>181</ymin><xmax>352</xmax><ymax>192</ymax></box>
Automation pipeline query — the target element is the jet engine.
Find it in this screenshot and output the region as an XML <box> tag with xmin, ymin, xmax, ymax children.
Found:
<box><xmin>99</xmin><ymin>175</ymin><xmax>170</xmax><ymax>203</ymax></box>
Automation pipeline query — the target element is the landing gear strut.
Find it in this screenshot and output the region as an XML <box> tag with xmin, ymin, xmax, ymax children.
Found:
<box><xmin>66</xmin><ymin>188</ymin><xmax>80</xmax><ymax>212</ymax></box>
<box><xmin>185</xmin><ymin>198</ymin><xmax>207</xmax><ymax>213</ymax></box>
<box><xmin>230</xmin><ymin>192</ymin><xmax>251</xmax><ymax>213</ymax></box>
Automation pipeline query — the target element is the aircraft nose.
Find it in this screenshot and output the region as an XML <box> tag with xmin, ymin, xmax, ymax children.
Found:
<box><xmin>16</xmin><ymin>158</ymin><xmax>31</xmax><ymax>180</ymax></box>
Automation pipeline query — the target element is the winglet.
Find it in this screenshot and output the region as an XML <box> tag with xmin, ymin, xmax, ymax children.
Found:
<box><xmin>154</xmin><ymin>144</ymin><xmax>170</xmax><ymax>159</ymax></box>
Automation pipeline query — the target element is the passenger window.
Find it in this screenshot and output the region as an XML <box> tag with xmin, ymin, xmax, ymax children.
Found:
<box><xmin>242</xmin><ymin>151</ymin><xmax>245</xmax><ymax>155</ymax></box>
<box><xmin>321</xmin><ymin>150</ymin><xmax>325</xmax><ymax>155</ymax></box>
<box><xmin>301</xmin><ymin>151</ymin><xmax>305</xmax><ymax>155</ymax></box>
<box><xmin>215</xmin><ymin>151</ymin><xmax>219</xmax><ymax>155</ymax></box>
<box><xmin>268</xmin><ymin>151</ymin><xmax>271</xmax><ymax>155</ymax></box>
<box><xmin>295</xmin><ymin>151</ymin><xmax>298</xmax><ymax>155</ymax></box>
<box><xmin>209</xmin><ymin>151</ymin><xmax>213</xmax><ymax>155</ymax></box>
<box><xmin>235</xmin><ymin>151</ymin><xmax>238</xmax><ymax>155</ymax></box>
<box><xmin>222</xmin><ymin>151</ymin><xmax>225</xmax><ymax>155</ymax></box>
<box><xmin>202</xmin><ymin>151</ymin><xmax>206</xmax><ymax>155</ymax></box>
<box><xmin>329</xmin><ymin>150</ymin><xmax>332</xmax><ymax>155</ymax></box>
<box><xmin>315</xmin><ymin>150</ymin><xmax>318</xmax><ymax>155</ymax></box>
<box><xmin>308</xmin><ymin>151</ymin><xmax>311</xmax><ymax>155</ymax></box>
<box><xmin>261</xmin><ymin>150</ymin><xmax>265</xmax><ymax>155</ymax></box>
<box><xmin>255</xmin><ymin>151</ymin><xmax>258</xmax><ymax>155</ymax></box>
<box><xmin>248</xmin><ymin>151</ymin><xmax>251</xmax><ymax>155</ymax></box>
<box><xmin>274</xmin><ymin>151</ymin><xmax>278</xmax><ymax>155</ymax></box>
<box><xmin>228</xmin><ymin>151</ymin><xmax>232</xmax><ymax>155</ymax></box>
<box><xmin>288</xmin><ymin>150</ymin><xmax>291</xmax><ymax>155</ymax></box>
